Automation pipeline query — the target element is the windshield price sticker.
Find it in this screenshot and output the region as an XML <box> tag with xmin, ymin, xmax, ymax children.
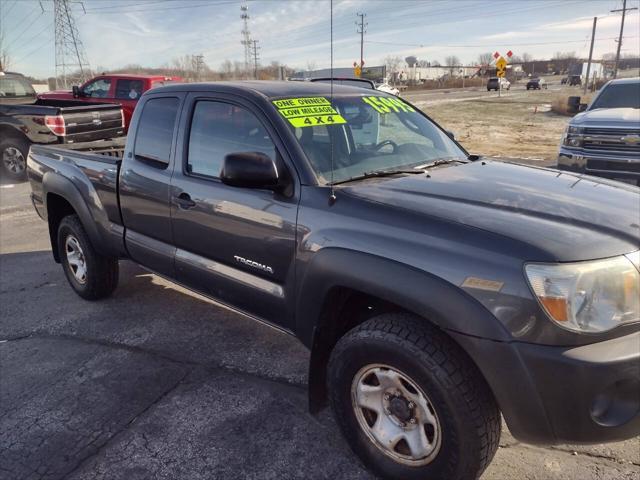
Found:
<box><xmin>362</xmin><ymin>96</ymin><xmax>415</xmax><ymax>114</ymax></box>
<box><xmin>273</xmin><ymin>97</ymin><xmax>347</xmax><ymax>128</ymax></box>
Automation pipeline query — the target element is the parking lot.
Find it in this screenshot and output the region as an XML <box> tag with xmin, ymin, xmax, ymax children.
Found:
<box><xmin>2</xmin><ymin>171</ymin><xmax>639</xmax><ymax>480</ymax></box>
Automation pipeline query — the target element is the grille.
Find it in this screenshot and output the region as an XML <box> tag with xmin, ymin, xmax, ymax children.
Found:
<box><xmin>583</xmin><ymin>128</ymin><xmax>640</xmax><ymax>136</ymax></box>
<box><xmin>587</xmin><ymin>159</ymin><xmax>640</xmax><ymax>173</ymax></box>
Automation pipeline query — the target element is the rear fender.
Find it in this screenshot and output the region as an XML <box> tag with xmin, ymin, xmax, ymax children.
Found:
<box><xmin>43</xmin><ymin>171</ymin><xmax>123</xmax><ymax>259</ymax></box>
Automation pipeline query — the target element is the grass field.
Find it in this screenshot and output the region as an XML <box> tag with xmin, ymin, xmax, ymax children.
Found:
<box><xmin>419</xmin><ymin>87</ymin><xmax>581</xmax><ymax>164</ymax></box>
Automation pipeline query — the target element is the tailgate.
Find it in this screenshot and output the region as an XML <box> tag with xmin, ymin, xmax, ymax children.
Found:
<box><xmin>60</xmin><ymin>104</ymin><xmax>125</xmax><ymax>143</ymax></box>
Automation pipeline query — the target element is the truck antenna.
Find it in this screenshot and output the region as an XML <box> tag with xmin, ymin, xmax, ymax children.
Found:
<box><xmin>329</xmin><ymin>0</ymin><xmax>337</xmax><ymax>206</ymax></box>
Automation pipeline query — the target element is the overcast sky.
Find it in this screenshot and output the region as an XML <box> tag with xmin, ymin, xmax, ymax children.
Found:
<box><xmin>2</xmin><ymin>0</ymin><xmax>639</xmax><ymax>78</ymax></box>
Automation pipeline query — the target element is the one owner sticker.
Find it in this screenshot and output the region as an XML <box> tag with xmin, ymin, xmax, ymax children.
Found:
<box><xmin>273</xmin><ymin>97</ymin><xmax>347</xmax><ymax>128</ymax></box>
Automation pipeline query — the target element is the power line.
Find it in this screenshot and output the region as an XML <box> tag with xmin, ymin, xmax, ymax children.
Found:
<box><xmin>365</xmin><ymin>36</ymin><xmax>638</xmax><ymax>49</ymax></box>
<box><xmin>4</xmin><ymin>10</ymin><xmax>45</xmax><ymax>51</ymax></box>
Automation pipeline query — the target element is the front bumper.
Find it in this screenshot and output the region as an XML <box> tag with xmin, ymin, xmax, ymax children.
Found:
<box><xmin>558</xmin><ymin>147</ymin><xmax>640</xmax><ymax>181</ymax></box>
<box><xmin>451</xmin><ymin>330</ymin><xmax>640</xmax><ymax>445</ymax></box>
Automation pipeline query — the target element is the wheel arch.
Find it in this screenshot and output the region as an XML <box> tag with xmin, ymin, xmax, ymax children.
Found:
<box><xmin>298</xmin><ymin>248</ymin><xmax>511</xmax><ymax>412</ymax></box>
<box><xmin>43</xmin><ymin>172</ymin><xmax>108</xmax><ymax>261</ymax></box>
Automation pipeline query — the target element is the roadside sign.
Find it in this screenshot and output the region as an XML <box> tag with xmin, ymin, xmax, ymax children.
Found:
<box><xmin>493</xmin><ymin>51</ymin><xmax>500</xmax><ymax>59</ymax></box>
<box><xmin>354</xmin><ymin>65</ymin><xmax>362</xmax><ymax>77</ymax></box>
<box><xmin>496</xmin><ymin>56</ymin><xmax>507</xmax><ymax>78</ymax></box>
<box><xmin>506</xmin><ymin>50</ymin><xmax>513</xmax><ymax>58</ymax></box>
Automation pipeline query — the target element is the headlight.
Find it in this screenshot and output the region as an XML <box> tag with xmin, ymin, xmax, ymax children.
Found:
<box><xmin>525</xmin><ymin>253</ymin><xmax>640</xmax><ymax>333</ymax></box>
<box><xmin>562</xmin><ymin>125</ymin><xmax>584</xmax><ymax>148</ymax></box>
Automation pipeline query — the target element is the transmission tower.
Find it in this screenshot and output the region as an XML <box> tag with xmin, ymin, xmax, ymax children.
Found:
<box><xmin>240</xmin><ymin>4</ymin><xmax>251</xmax><ymax>79</ymax></box>
<box><xmin>250</xmin><ymin>40</ymin><xmax>260</xmax><ymax>79</ymax></box>
<box><xmin>54</xmin><ymin>0</ymin><xmax>91</xmax><ymax>89</ymax></box>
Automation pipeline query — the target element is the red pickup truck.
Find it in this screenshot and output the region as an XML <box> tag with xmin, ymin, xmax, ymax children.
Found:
<box><xmin>38</xmin><ymin>74</ymin><xmax>181</xmax><ymax>130</ymax></box>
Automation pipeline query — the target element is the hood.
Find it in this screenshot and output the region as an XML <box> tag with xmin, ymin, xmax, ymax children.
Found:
<box><xmin>573</xmin><ymin>108</ymin><xmax>640</xmax><ymax>126</ymax></box>
<box><xmin>342</xmin><ymin>160</ymin><xmax>640</xmax><ymax>262</ymax></box>
<box><xmin>37</xmin><ymin>90</ymin><xmax>72</xmax><ymax>98</ymax></box>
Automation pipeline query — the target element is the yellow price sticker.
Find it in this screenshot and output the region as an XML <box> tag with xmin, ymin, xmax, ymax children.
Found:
<box><xmin>362</xmin><ymin>96</ymin><xmax>415</xmax><ymax>114</ymax></box>
<box><xmin>273</xmin><ymin>97</ymin><xmax>347</xmax><ymax>128</ymax></box>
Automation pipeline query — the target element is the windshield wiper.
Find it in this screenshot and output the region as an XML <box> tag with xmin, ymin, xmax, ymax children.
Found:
<box><xmin>332</xmin><ymin>169</ymin><xmax>424</xmax><ymax>185</ymax></box>
<box><xmin>413</xmin><ymin>157</ymin><xmax>468</xmax><ymax>169</ymax></box>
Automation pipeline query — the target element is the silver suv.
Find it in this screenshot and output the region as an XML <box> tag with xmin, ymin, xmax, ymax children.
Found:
<box><xmin>557</xmin><ymin>77</ymin><xmax>640</xmax><ymax>184</ymax></box>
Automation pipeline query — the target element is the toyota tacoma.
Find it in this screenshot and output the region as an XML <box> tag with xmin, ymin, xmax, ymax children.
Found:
<box><xmin>27</xmin><ymin>81</ymin><xmax>640</xmax><ymax>480</ymax></box>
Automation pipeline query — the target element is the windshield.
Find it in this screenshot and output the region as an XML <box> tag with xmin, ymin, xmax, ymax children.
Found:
<box><xmin>272</xmin><ymin>94</ymin><xmax>466</xmax><ymax>184</ymax></box>
<box><xmin>590</xmin><ymin>83</ymin><xmax>640</xmax><ymax>109</ymax></box>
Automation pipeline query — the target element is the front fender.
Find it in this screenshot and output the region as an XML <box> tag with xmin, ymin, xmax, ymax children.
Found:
<box><xmin>296</xmin><ymin>248</ymin><xmax>512</xmax><ymax>347</ymax></box>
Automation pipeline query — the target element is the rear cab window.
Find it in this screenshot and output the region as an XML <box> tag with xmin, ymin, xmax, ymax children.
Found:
<box><xmin>134</xmin><ymin>97</ymin><xmax>180</xmax><ymax>167</ymax></box>
<box><xmin>0</xmin><ymin>75</ymin><xmax>36</xmax><ymax>99</ymax></box>
<box><xmin>115</xmin><ymin>79</ymin><xmax>144</xmax><ymax>99</ymax></box>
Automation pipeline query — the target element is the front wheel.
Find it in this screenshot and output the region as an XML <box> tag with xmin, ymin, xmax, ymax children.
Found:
<box><xmin>328</xmin><ymin>313</ymin><xmax>500</xmax><ymax>480</ymax></box>
<box><xmin>58</xmin><ymin>214</ymin><xmax>119</xmax><ymax>300</ymax></box>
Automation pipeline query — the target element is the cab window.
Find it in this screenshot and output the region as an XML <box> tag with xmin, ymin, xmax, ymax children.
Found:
<box><xmin>187</xmin><ymin>101</ymin><xmax>276</xmax><ymax>178</ymax></box>
<box><xmin>82</xmin><ymin>78</ymin><xmax>111</xmax><ymax>98</ymax></box>
<box><xmin>134</xmin><ymin>97</ymin><xmax>180</xmax><ymax>166</ymax></box>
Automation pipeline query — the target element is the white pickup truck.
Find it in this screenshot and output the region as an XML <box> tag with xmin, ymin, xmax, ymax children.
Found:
<box><xmin>557</xmin><ymin>77</ymin><xmax>640</xmax><ymax>185</ymax></box>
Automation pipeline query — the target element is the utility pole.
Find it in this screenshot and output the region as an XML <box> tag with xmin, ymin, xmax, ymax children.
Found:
<box><xmin>356</xmin><ymin>12</ymin><xmax>366</xmax><ymax>71</ymax></box>
<box><xmin>584</xmin><ymin>17</ymin><xmax>597</xmax><ymax>94</ymax></box>
<box><xmin>54</xmin><ymin>0</ymin><xmax>92</xmax><ymax>88</ymax></box>
<box><xmin>611</xmin><ymin>0</ymin><xmax>638</xmax><ymax>78</ymax></box>
<box><xmin>194</xmin><ymin>54</ymin><xmax>204</xmax><ymax>82</ymax></box>
<box><xmin>250</xmin><ymin>39</ymin><xmax>260</xmax><ymax>80</ymax></box>
<box><xmin>240</xmin><ymin>4</ymin><xmax>251</xmax><ymax>79</ymax></box>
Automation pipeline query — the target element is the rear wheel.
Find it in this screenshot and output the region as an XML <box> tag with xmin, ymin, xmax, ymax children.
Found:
<box><xmin>0</xmin><ymin>135</ymin><xmax>30</xmax><ymax>181</ymax></box>
<box><xmin>57</xmin><ymin>214</ymin><xmax>119</xmax><ymax>300</ymax></box>
<box><xmin>328</xmin><ymin>313</ymin><xmax>501</xmax><ymax>480</ymax></box>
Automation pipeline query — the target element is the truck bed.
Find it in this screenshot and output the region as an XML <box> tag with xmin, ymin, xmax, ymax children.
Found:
<box><xmin>28</xmin><ymin>141</ymin><xmax>125</xmax><ymax>239</ymax></box>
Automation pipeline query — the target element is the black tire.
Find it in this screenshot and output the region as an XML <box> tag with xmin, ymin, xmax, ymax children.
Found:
<box><xmin>57</xmin><ymin>214</ymin><xmax>119</xmax><ymax>300</ymax></box>
<box><xmin>0</xmin><ymin>135</ymin><xmax>30</xmax><ymax>181</ymax></box>
<box><xmin>328</xmin><ymin>313</ymin><xmax>500</xmax><ymax>480</ymax></box>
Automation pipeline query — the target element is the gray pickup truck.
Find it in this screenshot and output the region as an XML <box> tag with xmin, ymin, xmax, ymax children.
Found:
<box><xmin>27</xmin><ymin>81</ymin><xmax>639</xmax><ymax>480</ymax></box>
<box><xmin>558</xmin><ymin>77</ymin><xmax>640</xmax><ymax>184</ymax></box>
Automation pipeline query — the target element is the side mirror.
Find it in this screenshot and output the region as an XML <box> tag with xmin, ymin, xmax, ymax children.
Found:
<box><xmin>578</xmin><ymin>103</ymin><xmax>588</xmax><ymax>112</ymax></box>
<box><xmin>72</xmin><ymin>85</ymin><xmax>81</xmax><ymax>98</ymax></box>
<box><xmin>221</xmin><ymin>152</ymin><xmax>280</xmax><ymax>190</ymax></box>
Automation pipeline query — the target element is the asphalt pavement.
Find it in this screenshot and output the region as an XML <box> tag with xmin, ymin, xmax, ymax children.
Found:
<box><xmin>1</xmin><ymin>179</ymin><xmax>639</xmax><ymax>480</ymax></box>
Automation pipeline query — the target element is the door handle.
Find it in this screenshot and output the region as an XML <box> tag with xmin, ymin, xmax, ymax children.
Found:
<box><xmin>176</xmin><ymin>192</ymin><xmax>196</xmax><ymax>209</ymax></box>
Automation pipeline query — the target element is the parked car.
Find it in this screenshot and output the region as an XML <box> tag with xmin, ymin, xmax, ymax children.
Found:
<box><xmin>486</xmin><ymin>77</ymin><xmax>510</xmax><ymax>91</ymax></box>
<box><xmin>0</xmin><ymin>71</ymin><xmax>124</xmax><ymax>180</ymax></box>
<box><xmin>526</xmin><ymin>77</ymin><xmax>547</xmax><ymax>90</ymax></box>
<box><xmin>28</xmin><ymin>81</ymin><xmax>640</xmax><ymax>480</ymax></box>
<box><xmin>569</xmin><ymin>75</ymin><xmax>582</xmax><ymax>86</ymax></box>
<box><xmin>308</xmin><ymin>77</ymin><xmax>375</xmax><ymax>89</ymax></box>
<box><xmin>558</xmin><ymin>76</ymin><xmax>640</xmax><ymax>185</ymax></box>
<box><xmin>375</xmin><ymin>82</ymin><xmax>400</xmax><ymax>96</ymax></box>
<box><xmin>37</xmin><ymin>73</ymin><xmax>181</xmax><ymax>130</ymax></box>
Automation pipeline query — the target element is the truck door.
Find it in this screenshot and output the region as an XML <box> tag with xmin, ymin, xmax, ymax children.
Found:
<box><xmin>119</xmin><ymin>94</ymin><xmax>183</xmax><ymax>278</ymax></box>
<box><xmin>170</xmin><ymin>93</ymin><xmax>299</xmax><ymax>330</ymax></box>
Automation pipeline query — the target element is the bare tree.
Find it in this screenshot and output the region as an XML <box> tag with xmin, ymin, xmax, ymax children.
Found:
<box><xmin>305</xmin><ymin>61</ymin><xmax>316</xmax><ymax>73</ymax></box>
<box><xmin>220</xmin><ymin>59</ymin><xmax>233</xmax><ymax>79</ymax></box>
<box><xmin>521</xmin><ymin>52</ymin><xmax>533</xmax><ymax>63</ymax></box>
<box><xmin>416</xmin><ymin>60</ymin><xmax>430</xmax><ymax>68</ymax></box>
<box><xmin>477</xmin><ymin>52</ymin><xmax>493</xmax><ymax>66</ymax></box>
<box><xmin>384</xmin><ymin>55</ymin><xmax>403</xmax><ymax>83</ymax></box>
<box><xmin>444</xmin><ymin>55</ymin><xmax>461</xmax><ymax>75</ymax></box>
